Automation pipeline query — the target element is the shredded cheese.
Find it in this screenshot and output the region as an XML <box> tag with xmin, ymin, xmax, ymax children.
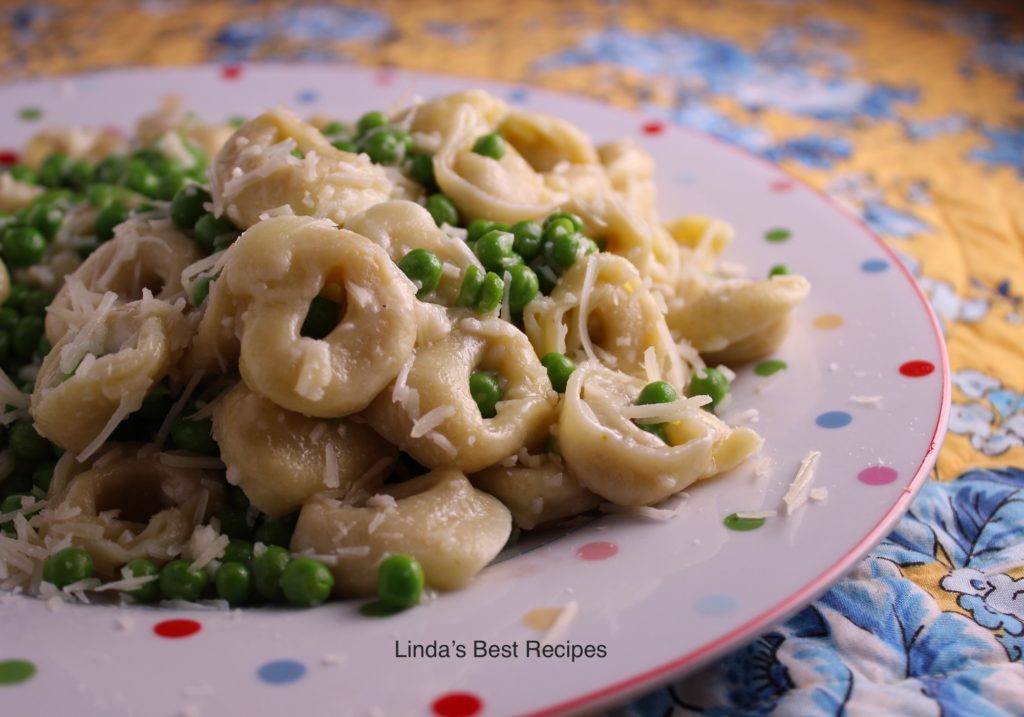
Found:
<box><xmin>782</xmin><ymin>450</ymin><xmax>822</xmax><ymax>515</ymax></box>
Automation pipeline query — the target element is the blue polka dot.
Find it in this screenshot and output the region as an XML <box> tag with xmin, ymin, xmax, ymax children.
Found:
<box><xmin>295</xmin><ymin>89</ymin><xmax>319</xmax><ymax>104</ymax></box>
<box><xmin>674</xmin><ymin>171</ymin><xmax>697</xmax><ymax>185</ymax></box>
<box><xmin>816</xmin><ymin>411</ymin><xmax>853</xmax><ymax>428</ymax></box>
<box><xmin>506</xmin><ymin>87</ymin><xmax>530</xmax><ymax>104</ymax></box>
<box><xmin>258</xmin><ymin>659</ymin><xmax>306</xmax><ymax>685</ymax></box>
<box><xmin>860</xmin><ymin>258</ymin><xmax>889</xmax><ymax>273</ymax></box>
<box><xmin>695</xmin><ymin>594</ymin><xmax>737</xmax><ymax>616</ymax></box>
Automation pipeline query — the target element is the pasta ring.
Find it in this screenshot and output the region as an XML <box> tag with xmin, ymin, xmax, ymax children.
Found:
<box><xmin>290</xmin><ymin>469</ymin><xmax>511</xmax><ymax>595</ymax></box>
<box><xmin>225</xmin><ymin>215</ymin><xmax>418</xmax><ymax>417</ymax></box>
<box><xmin>471</xmin><ymin>458</ymin><xmax>599</xmax><ymax>530</ymax></box>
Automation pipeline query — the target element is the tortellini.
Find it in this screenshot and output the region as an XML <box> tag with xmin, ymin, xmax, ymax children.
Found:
<box><xmin>472</xmin><ymin>458</ymin><xmax>599</xmax><ymax>530</ymax></box>
<box><xmin>290</xmin><ymin>469</ymin><xmax>511</xmax><ymax>595</ymax></box>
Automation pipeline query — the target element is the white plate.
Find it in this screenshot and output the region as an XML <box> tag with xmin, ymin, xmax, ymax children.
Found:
<box><xmin>0</xmin><ymin>65</ymin><xmax>949</xmax><ymax>717</ymax></box>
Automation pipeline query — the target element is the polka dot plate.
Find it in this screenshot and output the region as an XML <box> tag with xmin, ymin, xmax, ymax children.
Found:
<box><xmin>0</xmin><ymin>65</ymin><xmax>949</xmax><ymax>717</ymax></box>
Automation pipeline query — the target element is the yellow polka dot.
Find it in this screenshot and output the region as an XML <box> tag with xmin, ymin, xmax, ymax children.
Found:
<box><xmin>813</xmin><ymin>313</ymin><xmax>844</xmax><ymax>330</ymax></box>
<box><xmin>523</xmin><ymin>607</ymin><xmax>563</xmax><ymax>630</ymax></box>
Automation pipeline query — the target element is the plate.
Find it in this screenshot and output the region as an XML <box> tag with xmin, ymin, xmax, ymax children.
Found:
<box><xmin>0</xmin><ymin>65</ymin><xmax>949</xmax><ymax>717</ymax></box>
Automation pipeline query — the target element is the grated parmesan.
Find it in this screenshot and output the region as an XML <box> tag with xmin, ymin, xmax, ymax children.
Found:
<box><xmin>410</xmin><ymin>406</ymin><xmax>455</xmax><ymax>439</ymax></box>
<box><xmin>782</xmin><ymin>450</ymin><xmax>822</xmax><ymax>515</ymax></box>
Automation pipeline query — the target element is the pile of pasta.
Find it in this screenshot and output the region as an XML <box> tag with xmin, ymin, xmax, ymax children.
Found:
<box><xmin>0</xmin><ymin>90</ymin><xmax>809</xmax><ymax>601</ymax></box>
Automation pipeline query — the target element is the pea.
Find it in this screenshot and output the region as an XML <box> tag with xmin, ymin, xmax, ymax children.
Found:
<box><xmin>215</xmin><ymin>507</ymin><xmax>253</xmax><ymax>540</ymax></box>
<box><xmin>331</xmin><ymin>139</ymin><xmax>358</xmax><ymax>153</ymax></box>
<box><xmin>408</xmin><ymin>153</ymin><xmax>435</xmax><ymax>189</ymax></box>
<box><xmin>252</xmin><ymin>545</ymin><xmax>291</xmax><ymax>601</ymax></box>
<box><xmin>169</xmin><ymin>415</ymin><xmax>218</xmax><ymax>455</ymax></box>
<box><xmin>637</xmin><ymin>381</ymin><xmax>678</xmax><ymax>406</ymax></box>
<box><xmin>123</xmin><ymin>159</ymin><xmax>162</xmax><ymax>197</ymax></box>
<box><xmin>1</xmin><ymin>493</ymin><xmax>25</xmax><ymax>534</ymax></box>
<box><xmin>397</xmin><ymin>249</ymin><xmax>443</xmax><ymax>298</ymax></box>
<box><xmin>2</xmin><ymin>227</ymin><xmax>47</xmax><ymax>267</ymax></box>
<box><xmin>226</xmin><ymin>485</ymin><xmax>250</xmax><ymax>510</ymax></box>
<box><xmin>31</xmin><ymin>460</ymin><xmax>56</xmax><ymax>492</ymax></box>
<box><xmin>688</xmin><ymin>367</ymin><xmax>731</xmax><ymax>411</ymax></box>
<box><xmin>157</xmin><ymin>172</ymin><xmax>189</xmax><ymax>201</ymax></box>
<box><xmin>253</xmin><ymin>515</ymin><xmax>295</xmax><ymax>548</ymax></box>
<box><xmin>170</xmin><ymin>185</ymin><xmax>212</xmax><ymax>230</ymax></box>
<box><xmin>476</xmin><ymin>272</ymin><xmax>504</xmax><ymax>313</ymax></box>
<box><xmin>93</xmin><ymin>155</ymin><xmax>129</xmax><ymax>184</ymax></box>
<box><xmin>769</xmin><ymin>264</ymin><xmax>790</xmax><ymax>277</ymax></box>
<box><xmin>469</xmin><ymin>370</ymin><xmax>503</xmax><ymax>419</ymax></box>
<box><xmin>424</xmin><ymin>193</ymin><xmax>459</xmax><ymax>228</ymax></box>
<box><xmin>545</xmin><ymin>232</ymin><xmax>580</xmax><ymax>271</ymax></box>
<box><xmin>42</xmin><ymin>546</ymin><xmax>93</xmax><ymax>588</ymax></box>
<box><xmin>474</xmin><ymin>230</ymin><xmax>521</xmax><ymax>273</ymax></box>
<box><xmin>12</xmin><ymin>315</ymin><xmax>42</xmax><ymax>359</ymax></box>
<box><xmin>193</xmin><ymin>214</ymin><xmax>236</xmax><ymax>254</ymax></box>
<box><xmin>362</xmin><ymin>129</ymin><xmax>409</xmax><ymax>165</ymax></box>
<box><xmin>638</xmin><ymin>422</ymin><xmax>670</xmax><ymax>443</ymax></box>
<box><xmin>159</xmin><ymin>559</ymin><xmax>209</xmax><ymax>601</ymax></box>
<box><xmin>456</xmin><ymin>266</ymin><xmax>485</xmax><ymax>308</ymax></box>
<box><xmin>541</xmin><ymin>352</ymin><xmax>575</xmax><ymax>393</ymax></box>
<box><xmin>21</xmin><ymin>289</ymin><xmax>52</xmax><ymax>316</ymax></box>
<box><xmin>281</xmin><ymin>557</ymin><xmax>334</xmax><ymax>607</ymax></box>
<box><xmin>466</xmin><ymin>218</ymin><xmax>496</xmax><ymax>243</ymax></box>
<box><xmin>66</xmin><ymin>159</ymin><xmax>93</xmax><ymax>188</ymax></box>
<box><xmin>137</xmin><ymin>383</ymin><xmax>173</xmax><ymax>420</ymax></box>
<box><xmin>510</xmin><ymin>220</ymin><xmax>543</xmax><ymax>260</ymax></box>
<box><xmin>123</xmin><ymin>558</ymin><xmax>161</xmax><ymax>602</ymax></box>
<box><xmin>322</xmin><ymin>120</ymin><xmax>346</xmax><ymax>136</ymax></box>
<box><xmin>356</xmin><ymin>110</ymin><xmax>389</xmax><ymax>137</ymax></box>
<box><xmin>223</xmin><ymin>539</ymin><xmax>254</xmax><ymax>565</ymax></box>
<box><xmin>0</xmin><ymin>332</ymin><xmax>11</xmax><ymax>364</ymax></box>
<box><xmin>37</xmin><ymin>153</ymin><xmax>69</xmax><ymax>188</ymax></box>
<box><xmin>506</xmin><ymin>263</ymin><xmax>539</xmax><ymax>313</ymax></box>
<box><xmin>0</xmin><ymin>308</ymin><xmax>16</xmax><ymax>330</ymax></box>
<box><xmin>35</xmin><ymin>336</ymin><xmax>50</xmax><ymax>358</ymax></box>
<box><xmin>212</xmin><ymin>232</ymin><xmax>237</xmax><ymax>252</ymax></box>
<box><xmin>9</xmin><ymin>421</ymin><xmax>51</xmax><ymax>461</ymax></box>
<box><xmin>190</xmin><ymin>274</ymin><xmax>214</xmax><ymax>307</ymax></box>
<box><xmin>5</xmin><ymin>284</ymin><xmax>28</xmax><ymax>309</ymax></box>
<box><xmin>215</xmin><ymin>561</ymin><xmax>253</xmax><ymax>606</ymax></box>
<box><xmin>290</xmin><ymin>148</ymin><xmax>303</xmax><ymax>159</ymax></box>
<box><xmin>94</xmin><ymin>201</ymin><xmax>130</xmax><ymax>242</ymax></box>
<box><xmin>300</xmin><ymin>295</ymin><xmax>341</xmax><ymax>340</ymax></box>
<box><xmin>377</xmin><ymin>553</ymin><xmax>424</xmax><ymax>610</ymax></box>
<box><xmin>541</xmin><ymin>216</ymin><xmax>577</xmax><ymax>245</ymax></box>
<box><xmin>23</xmin><ymin>201</ymin><xmax>64</xmax><ymax>241</ymax></box>
<box><xmin>84</xmin><ymin>183</ymin><xmax>126</xmax><ymax>208</ymax></box>
<box><xmin>544</xmin><ymin>211</ymin><xmax>584</xmax><ymax>234</ymax></box>
<box><xmin>471</xmin><ymin>132</ymin><xmax>506</xmax><ymax>160</ymax></box>
<box><xmin>8</xmin><ymin>165</ymin><xmax>36</xmax><ymax>184</ymax></box>
<box><xmin>0</xmin><ymin>471</ymin><xmax>32</xmax><ymax>502</ymax></box>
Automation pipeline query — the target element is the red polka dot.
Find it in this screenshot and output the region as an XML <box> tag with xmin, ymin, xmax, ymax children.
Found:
<box><xmin>221</xmin><ymin>64</ymin><xmax>243</xmax><ymax>80</ymax></box>
<box><xmin>576</xmin><ymin>541</ymin><xmax>618</xmax><ymax>561</ymax></box>
<box><xmin>374</xmin><ymin>68</ymin><xmax>395</xmax><ymax>86</ymax></box>
<box><xmin>858</xmin><ymin>466</ymin><xmax>898</xmax><ymax>486</ymax></box>
<box><xmin>0</xmin><ymin>150</ymin><xmax>19</xmax><ymax>166</ymax></box>
<box><xmin>899</xmin><ymin>360</ymin><xmax>934</xmax><ymax>377</ymax></box>
<box><xmin>101</xmin><ymin>124</ymin><xmax>123</xmax><ymax>139</ymax></box>
<box><xmin>770</xmin><ymin>179</ymin><xmax>794</xmax><ymax>192</ymax></box>
<box><xmin>153</xmin><ymin>619</ymin><xmax>202</xmax><ymax>639</ymax></box>
<box><xmin>432</xmin><ymin>692</ymin><xmax>483</xmax><ymax>717</ymax></box>
<box><xmin>642</xmin><ymin>120</ymin><xmax>665</xmax><ymax>135</ymax></box>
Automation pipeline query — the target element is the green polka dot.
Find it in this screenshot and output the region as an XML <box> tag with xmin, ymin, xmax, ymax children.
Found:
<box><xmin>724</xmin><ymin>513</ymin><xmax>766</xmax><ymax>531</ymax></box>
<box><xmin>754</xmin><ymin>359</ymin><xmax>788</xmax><ymax>376</ymax></box>
<box><xmin>764</xmin><ymin>228</ymin><xmax>791</xmax><ymax>242</ymax></box>
<box><xmin>359</xmin><ymin>600</ymin><xmax>404</xmax><ymax>618</ymax></box>
<box><xmin>18</xmin><ymin>107</ymin><xmax>42</xmax><ymax>121</ymax></box>
<box><xmin>0</xmin><ymin>659</ymin><xmax>36</xmax><ymax>685</ymax></box>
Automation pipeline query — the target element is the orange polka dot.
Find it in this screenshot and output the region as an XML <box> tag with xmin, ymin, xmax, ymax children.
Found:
<box><xmin>813</xmin><ymin>313</ymin><xmax>844</xmax><ymax>330</ymax></box>
<box><xmin>522</xmin><ymin>607</ymin><xmax>563</xmax><ymax>630</ymax></box>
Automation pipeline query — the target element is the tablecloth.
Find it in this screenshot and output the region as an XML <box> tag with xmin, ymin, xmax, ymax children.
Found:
<box><xmin>2</xmin><ymin>0</ymin><xmax>1022</xmax><ymax>714</ymax></box>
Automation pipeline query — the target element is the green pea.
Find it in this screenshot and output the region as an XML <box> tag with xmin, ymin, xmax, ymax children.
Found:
<box><xmin>66</xmin><ymin>159</ymin><xmax>93</xmax><ymax>188</ymax></box>
<box><xmin>137</xmin><ymin>383</ymin><xmax>173</xmax><ymax>420</ymax></box>
<box><xmin>0</xmin><ymin>332</ymin><xmax>11</xmax><ymax>364</ymax></box>
<box><xmin>169</xmin><ymin>415</ymin><xmax>218</xmax><ymax>455</ymax></box>
<box><xmin>541</xmin><ymin>217</ymin><xmax>577</xmax><ymax>245</ymax></box>
<box><xmin>322</xmin><ymin>120</ymin><xmax>346</xmax><ymax>136</ymax></box>
<box><xmin>397</xmin><ymin>249</ymin><xmax>443</xmax><ymax>299</ymax></box>
<box><xmin>212</xmin><ymin>232</ymin><xmax>237</xmax><ymax>252</ymax></box>
<box><xmin>356</xmin><ymin>110</ymin><xmax>389</xmax><ymax>137</ymax></box>
<box><xmin>540</xmin><ymin>352</ymin><xmax>575</xmax><ymax>393</ymax></box>
<box><xmin>190</xmin><ymin>275</ymin><xmax>214</xmax><ymax>307</ymax></box>
<box><xmin>377</xmin><ymin>553</ymin><xmax>424</xmax><ymax>609</ymax></box>
<box><xmin>93</xmin><ymin>155</ymin><xmax>128</xmax><ymax>184</ymax></box>
<box><xmin>226</xmin><ymin>485</ymin><xmax>250</xmax><ymax>510</ymax></box>
<box><xmin>215</xmin><ymin>561</ymin><xmax>253</xmax><ymax>606</ymax></box>
<box><xmin>223</xmin><ymin>539</ymin><xmax>254</xmax><ymax>565</ymax></box>
<box><xmin>2</xmin><ymin>227</ymin><xmax>47</xmax><ymax>267</ymax></box>
<box><xmin>769</xmin><ymin>264</ymin><xmax>790</xmax><ymax>277</ymax></box>
<box><xmin>37</xmin><ymin>153</ymin><xmax>69</xmax><ymax>188</ymax></box>
<box><xmin>13</xmin><ymin>315</ymin><xmax>44</xmax><ymax>359</ymax></box>
<box><xmin>362</xmin><ymin>129</ymin><xmax>410</xmax><ymax>165</ymax></box>
<box><xmin>252</xmin><ymin>545</ymin><xmax>291</xmax><ymax>601</ymax></box>
<box><xmin>469</xmin><ymin>370</ymin><xmax>503</xmax><ymax>419</ymax></box>
<box><xmin>281</xmin><ymin>557</ymin><xmax>334</xmax><ymax>607</ymax></box>
<box><xmin>300</xmin><ymin>295</ymin><xmax>340</xmax><ymax>340</ymax></box>
<box><xmin>8</xmin><ymin>165</ymin><xmax>36</xmax><ymax>184</ymax></box>
<box><xmin>21</xmin><ymin>289</ymin><xmax>52</xmax><ymax>316</ymax></box>
<box><xmin>510</xmin><ymin>220</ymin><xmax>543</xmax><ymax>260</ymax></box>
<box><xmin>476</xmin><ymin>272</ymin><xmax>504</xmax><ymax>313</ymax></box>
<box><xmin>215</xmin><ymin>507</ymin><xmax>253</xmax><ymax>540</ymax></box>
<box><xmin>331</xmin><ymin>139</ymin><xmax>358</xmax><ymax>153</ymax></box>
<box><xmin>84</xmin><ymin>183</ymin><xmax>126</xmax><ymax>208</ymax></box>
<box><xmin>471</xmin><ymin>132</ymin><xmax>506</xmax><ymax>160</ymax></box>
<box><xmin>253</xmin><ymin>515</ymin><xmax>295</xmax><ymax>548</ymax></box>
<box><xmin>157</xmin><ymin>172</ymin><xmax>189</xmax><ymax>202</ymax></box>
<box><xmin>228</xmin><ymin>115</ymin><xmax>247</xmax><ymax>128</ymax></box>
<box><xmin>0</xmin><ymin>471</ymin><xmax>32</xmax><ymax>503</ymax></box>
<box><xmin>193</xmin><ymin>214</ymin><xmax>236</xmax><ymax>254</ymax></box>
<box><xmin>5</xmin><ymin>284</ymin><xmax>28</xmax><ymax>308</ymax></box>
<box><xmin>170</xmin><ymin>185</ymin><xmax>212</xmax><ymax>230</ymax></box>
<box><xmin>466</xmin><ymin>218</ymin><xmax>496</xmax><ymax>243</ymax></box>
<box><xmin>425</xmin><ymin>193</ymin><xmax>459</xmax><ymax>228</ymax></box>
<box><xmin>131</xmin><ymin>148</ymin><xmax>164</xmax><ymax>166</ymax></box>
<box><xmin>9</xmin><ymin>421</ymin><xmax>51</xmax><ymax>461</ymax></box>
<box><xmin>474</xmin><ymin>230</ymin><xmax>521</xmax><ymax>273</ymax></box>
<box><xmin>43</xmin><ymin>546</ymin><xmax>93</xmax><ymax>588</ymax></box>
<box><xmin>506</xmin><ymin>263</ymin><xmax>539</xmax><ymax>313</ymax></box>
<box><xmin>290</xmin><ymin>148</ymin><xmax>304</xmax><ymax>159</ymax></box>
<box><xmin>123</xmin><ymin>558</ymin><xmax>161</xmax><ymax>602</ymax></box>
<box><xmin>544</xmin><ymin>435</ymin><xmax>560</xmax><ymax>455</ymax></box>
<box><xmin>1</xmin><ymin>493</ymin><xmax>25</xmax><ymax>534</ymax></box>
<box><xmin>23</xmin><ymin>201</ymin><xmax>65</xmax><ymax>241</ymax></box>
<box><xmin>638</xmin><ymin>422</ymin><xmax>670</xmax><ymax>443</ymax></box>
<box><xmin>637</xmin><ymin>380</ymin><xmax>678</xmax><ymax>406</ymax></box>
<box><xmin>94</xmin><ymin>201</ymin><xmax>130</xmax><ymax>242</ymax></box>
<box><xmin>688</xmin><ymin>367</ymin><xmax>731</xmax><ymax>411</ymax></box>
<box><xmin>456</xmin><ymin>265</ymin><xmax>485</xmax><ymax>307</ymax></box>
<box><xmin>408</xmin><ymin>153</ymin><xmax>435</xmax><ymax>189</ymax></box>
<box><xmin>159</xmin><ymin>559</ymin><xmax>209</xmax><ymax>601</ymax></box>
<box><xmin>0</xmin><ymin>308</ymin><xmax>16</xmax><ymax>330</ymax></box>
<box><xmin>35</xmin><ymin>335</ymin><xmax>50</xmax><ymax>358</ymax></box>
<box><xmin>544</xmin><ymin>211</ymin><xmax>584</xmax><ymax>234</ymax></box>
<box><xmin>545</xmin><ymin>232</ymin><xmax>580</xmax><ymax>271</ymax></box>
<box><xmin>31</xmin><ymin>460</ymin><xmax>56</xmax><ymax>492</ymax></box>
<box><xmin>123</xmin><ymin>159</ymin><xmax>162</xmax><ymax>197</ymax></box>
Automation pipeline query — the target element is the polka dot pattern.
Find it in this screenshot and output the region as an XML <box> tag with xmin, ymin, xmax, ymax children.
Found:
<box><xmin>642</xmin><ymin>120</ymin><xmax>665</xmax><ymax>135</ymax></box>
<box><xmin>770</xmin><ymin>179</ymin><xmax>794</xmax><ymax>192</ymax></box>
<box><xmin>816</xmin><ymin>411</ymin><xmax>853</xmax><ymax>429</ymax></box>
<box><xmin>0</xmin><ymin>659</ymin><xmax>35</xmax><ymax>685</ymax></box>
<box><xmin>18</xmin><ymin>107</ymin><xmax>41</xmax><ymax>121</ymax></box>
<box><xmin>432</xmin><ymin>692</ymin><xmax>483</xmax><ymax>717</ymax></box>
<box><xmin>812</xmin><ymin>313</ymin><xmax>844</xmax><ymax>329</ymax></box>
<box><xmin>899</xmin><ymin>360</ymin><xmax>934</xmax><ymax>377</ymax></box>
<box><xmin>295</xmin><ymin>89</ymin><xmax>319</xmax><ymax>104</ymax></box>
<box><xmin>858</xmin><ymin>466</ymin><xmax>898</xmax><ymax>486</ymax></box>
<box><xmin>221</xmin><ymin>64</ymin><xmax>243</xmax><ymax>80</ymax></box>
<box><xmin>523</xmin><ymin>607</ymin><xmax>562</xmax><ymax>630</ymax></box>
<box><xmin>153</xmin><ymin>619</ymin><xmax>201</xmax><ymax>639</ymax></box>
<box><xmin>764</xmin><ymin>227</ymin><xmax>791</xmax><ymax>242</ymax></box>
<box><xmin>860</xmin><ymin>258</ymin><xmax>890</xmax><ymax>273</ymax></box>
<box><xmin>694</xmin><ymin>594</ymin><xmax>738</xmax><ymax>616</ymax></box>
<box><xmin>577</xmin><ymin>541</ymin><xmax>618</xmax><ymax>561</ymax></box>
<box><xmin>754</xmin><ymin>359</ymin><xmax>787</xmax><ymax>376</ymax></box>
<box><xmin>258</xmin><ymin>659</ymin><xmax>307</xmax><ymax>685</ymax></box>
<box><xmin>724</xmin><ymin>513</ymin><xmax>766</xmax><ymax>531</ymax></box>
<box><xmin>0</xmin><ymin>150</ymin><xmax>19</xmax><ymax>166</ymax></box>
